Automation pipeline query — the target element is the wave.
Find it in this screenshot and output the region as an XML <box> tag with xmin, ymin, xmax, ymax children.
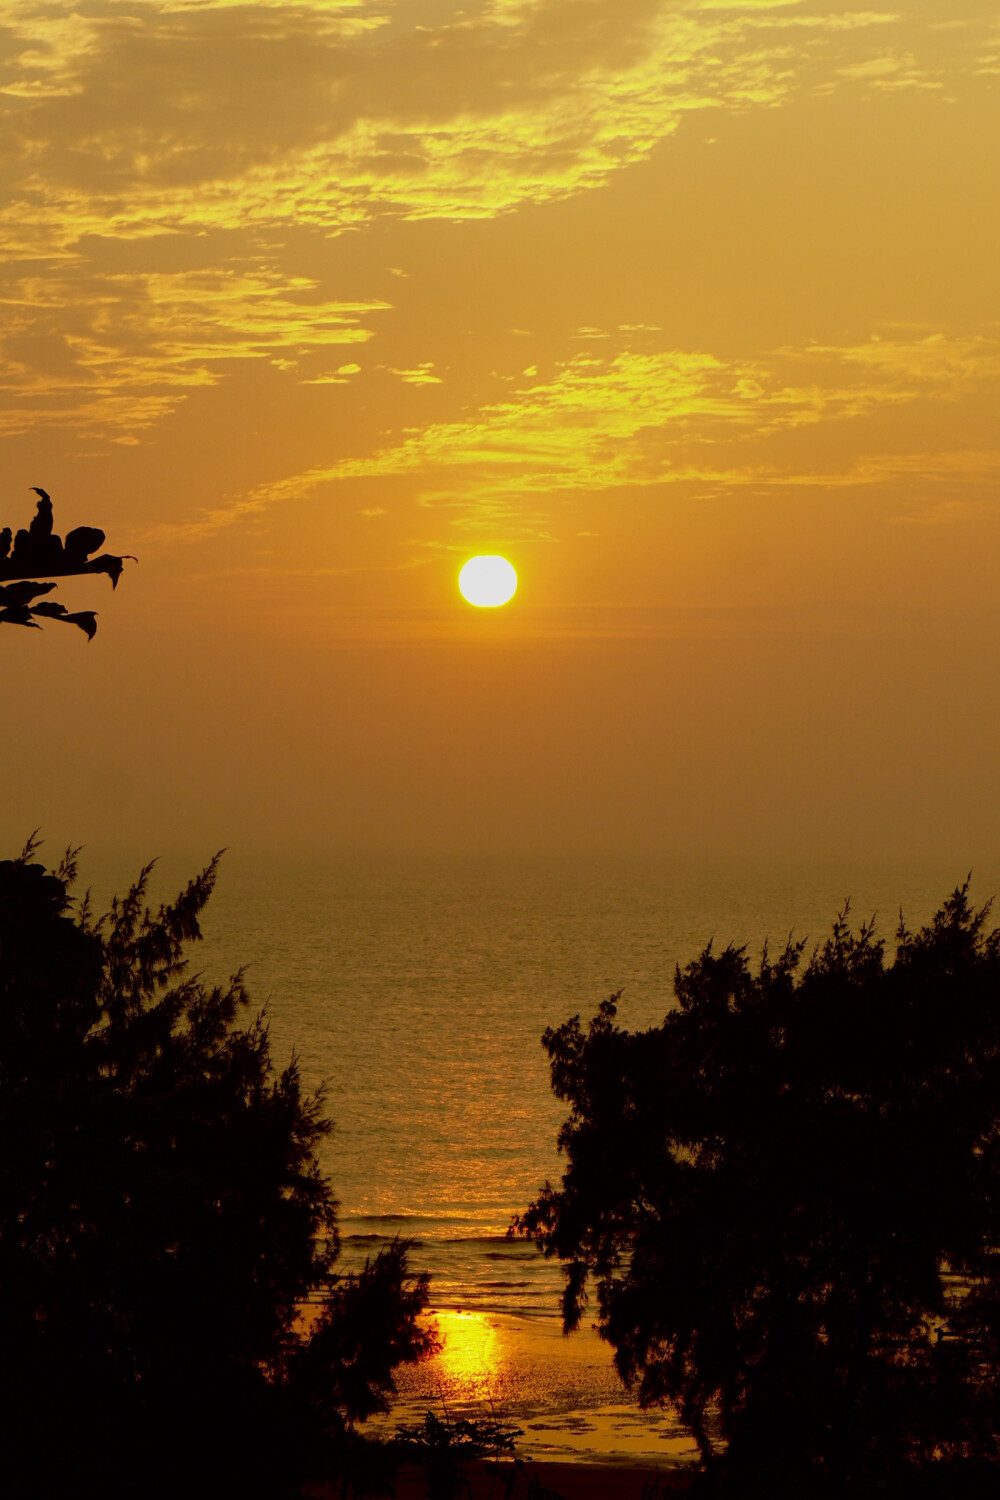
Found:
<box><xmin>442</xmin><ymin>1234</ymin><xmax>513</xmax><ymax>1246</ymax></box>
<box><xmin>342</xmin><ymin>1233</ymin><xmax>425</xmax><ymax>1248</ymax></box>
<box><xmin>343</xmin><ymin>1212</ymin><xmax>505</xmax><ymax>1227</ymax></box>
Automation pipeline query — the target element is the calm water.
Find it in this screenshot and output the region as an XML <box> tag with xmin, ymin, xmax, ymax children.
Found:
<box><xmin>79</xmin><ymin>850</ymin><xmax>998</xmax><ymax>1322</ymax></box>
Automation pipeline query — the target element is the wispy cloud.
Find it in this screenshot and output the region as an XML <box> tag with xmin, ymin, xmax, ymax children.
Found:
<box><xmin>0</xmin><ymin>265</ymin><xmax>389</xmax><ymax>436</ymax></box>
<box><xmin>4</xmin><ymin>0</ymin><xmax>975</xmax><ymax>454</ymax></box>
<box><xmin>835</xmin><ymin>51</ymin><xmax>943</xmax><ymax>91</ymax></box>
<box><xmin>0</xmin><ymin>0</ymin><xmax>989</xmax><ymax>484</ymax></box>
<box><xmin>151</xmin><ymin>328</ymin><xmax>1000</xmax><ymax>539</ymax></box>
<box><xmin>0</xmin><ymin>1</ymin><xmax>904</xmax><ymax>260</ymax></box>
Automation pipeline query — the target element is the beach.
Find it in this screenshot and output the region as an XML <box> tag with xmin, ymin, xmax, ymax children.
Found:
<box><xmin>365</xmin><ymin>1310</ymin><xmax>700</xmax><ymax>1472</ymax></box>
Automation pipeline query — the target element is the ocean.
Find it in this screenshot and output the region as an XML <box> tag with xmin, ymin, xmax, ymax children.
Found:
<box><xmin>79</xmin><ymin>849</ymin><xmax>998</xmax><ymax>1461</ymax></box>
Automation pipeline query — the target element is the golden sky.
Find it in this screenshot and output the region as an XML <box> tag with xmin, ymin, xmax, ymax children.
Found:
<box><xmin>2</xmin><ymin>0</ymin><xmax>999</xmax><ymax>861</ymax></box>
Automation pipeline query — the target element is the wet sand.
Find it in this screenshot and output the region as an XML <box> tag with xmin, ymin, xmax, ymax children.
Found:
<box><xmin>311</xmin><ymin>1459</ymin><xmax>693</xmax><ymax>1499</ymax></box>
<box><xmin>392</xmin><ymin>1458</ymin><xmax>695</xmax><ymax>1497</ymax></box>
<box><xmin>369</xmin><ymin>1309</ymin><xmax>700</xmax><ymax>1470</ymax></box>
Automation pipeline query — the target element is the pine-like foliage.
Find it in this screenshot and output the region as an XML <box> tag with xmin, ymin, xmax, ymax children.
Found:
<box><xmin>516</xmin><ymin>885</ymin><xmax>1000</xmax><ymax>1498</ymax></box>
<box><xmin>0</xmin><ymin>840</ymin><xmax>433</xmax><ymax>1499</ymax></box>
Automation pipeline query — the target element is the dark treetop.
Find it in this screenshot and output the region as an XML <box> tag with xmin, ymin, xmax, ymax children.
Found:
<box><xmin>517</xmin><ymin>886</ymin><xmax>1000</xmax><ymax>1498</ymax></box>
<box><xmin>0</xmin><ymin>840</ymin><xmax>434</xmax><ymax>1499</ymax></box>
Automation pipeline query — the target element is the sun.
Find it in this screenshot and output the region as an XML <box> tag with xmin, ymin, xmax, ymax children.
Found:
<box><xmin>458</xmin><ymin>555</ymin><xmax>517</xmax><ymax>608</ymax></box>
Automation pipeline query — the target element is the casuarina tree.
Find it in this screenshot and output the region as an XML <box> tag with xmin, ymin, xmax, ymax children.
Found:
<box><xmin>0</xmin><ymin>839</ymin><xmax>433</xmax><ymax>1499</ymax></box>
<box><xmin>516</xmin><ymin>886</ymin><xmax>1000</xmax><ymax>1497</ymax></box>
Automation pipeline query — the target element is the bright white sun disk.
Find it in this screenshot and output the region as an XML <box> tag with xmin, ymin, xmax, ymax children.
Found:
<box><xmin>459</xmin><ymin>555</ymin><xmax>517</xmax><ymax>608</ymax></box>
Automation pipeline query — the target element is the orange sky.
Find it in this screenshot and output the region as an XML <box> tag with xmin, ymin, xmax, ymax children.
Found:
<box><xmin>2</xmin><ymin>0</ymin><xmax>999</xmax><ymax>862</ymax></box>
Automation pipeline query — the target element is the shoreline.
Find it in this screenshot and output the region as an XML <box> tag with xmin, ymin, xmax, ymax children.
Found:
<box><xmin>376</xmin><ymin>1310</ymin><xmax>699</xmax><ymax>1469</ymax></box>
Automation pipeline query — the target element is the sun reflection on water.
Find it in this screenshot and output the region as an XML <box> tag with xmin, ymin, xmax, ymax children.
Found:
<box><xmin>431</xmin><ymin>1310</ymin><xmax>502</xmax><ymax>1404</ymax></box>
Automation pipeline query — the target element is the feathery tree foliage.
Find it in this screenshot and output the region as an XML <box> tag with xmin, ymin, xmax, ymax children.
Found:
<box><xmin>0</xmin><ymin>840</ymin><xmax>433</xmax><ymax>1498</ymax></box>
<box><xmin>517</xmin><ymin>886</ymin><xmax>1000</xmax><ymax>1497</ymax></box>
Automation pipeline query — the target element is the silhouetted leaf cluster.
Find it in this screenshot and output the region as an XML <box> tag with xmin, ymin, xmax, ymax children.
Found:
<box><xmin>0</xmin><ymin>840</ymin><xmax>434</xmax><ymax>1498</ymax></box>
<box><xmin>394</xmin><ymin>1410</ymin><xmax>523</xmax><ymax>1500</ymax></box>
<box><xmin>0</xmin><ymin>489</ymin><xmax>134</xmax><ymax>638</ymax></box>
<box><xmin>516</xmin><ymin>885</ymin><xmax>1000</xmax><ymax>1497</ymax></box>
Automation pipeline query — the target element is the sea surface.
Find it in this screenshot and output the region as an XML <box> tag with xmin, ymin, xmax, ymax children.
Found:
<box><xmin>79</xmin><ymin>850</ymin><xmax>999</xmax><ymax>1461</ymax></box>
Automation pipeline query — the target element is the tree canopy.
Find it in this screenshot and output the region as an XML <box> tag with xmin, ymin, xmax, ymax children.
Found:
<box><xmin>0</xmin><ymin>840</ymin><xmax>433</xmax><ymax>1498</ymax></box>
<box><xmin>517</xmin><ymin>886</ymin><xmax>1000</xmax><ymax>1497</ymax></box>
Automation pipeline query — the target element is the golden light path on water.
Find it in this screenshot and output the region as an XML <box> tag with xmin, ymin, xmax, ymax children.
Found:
<box><xmin>380</xmin><ymin>1309</ymin><xmax>700</xmax><ymax>1465</ymax></box>
<box><xmin>433</xmin><ymin>1310</ymin><xmax>501</xmax><ymax>1402</ymax></box>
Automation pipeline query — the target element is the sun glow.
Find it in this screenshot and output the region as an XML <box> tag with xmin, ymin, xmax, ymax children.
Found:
<box><xmin>432</xmin><ymin>1310</ymin><xmax>501</xmax><ymax>1402</ymax></box>
<box><xmin>458</xmin><ymin>555</ymin><xmax>517</xmax><ymax>608</ymax></box>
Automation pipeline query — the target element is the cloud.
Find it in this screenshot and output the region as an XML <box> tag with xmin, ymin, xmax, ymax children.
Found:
<box><xmin>0</xmin><ymin>263</ymin><xmax>389</xmax><ymax>435</ymax></box>
<box><xmin>159</xmin><ymin>327</ymin><xmax>1000</xmax><ymax>540</ymax></box>
<box><xmin>0</xmin><ymin>0</ymin><xmax>904</xmax><ymax>261</ymax></box>
<box><xmin>335</xmin><ymin>331</ymin><xmax>1000</xmax><ymax>492</ymax></box>
<box><xmin>836</xmin><ymin>51</ymin><xmax>943</xmax><ymax>91</ymax></box>
<box><xmin>390</xmin><ymin>363</ymin><xmax>443</xmax><ymax>385</ymax></box>
<box><xmin>0</xmin><ymin>0</ymin><xmax>976</xmax><ymax>449</ymax></box>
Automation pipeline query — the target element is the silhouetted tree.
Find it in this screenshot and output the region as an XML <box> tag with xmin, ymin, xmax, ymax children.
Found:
<box><xmin>0</xmin><ymin>839</ymin><xmax>433</xmax><ymax>1498</ymax></box>
<box><xmin>393</xmin><ymin>1410</ymin><xmax>523</xmax><ymax>1500</ymax></box>
<box><xmin>517</xmin><ymin>886</ymin><xmax>1000</xmax><ymax>1497</ymax></box>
